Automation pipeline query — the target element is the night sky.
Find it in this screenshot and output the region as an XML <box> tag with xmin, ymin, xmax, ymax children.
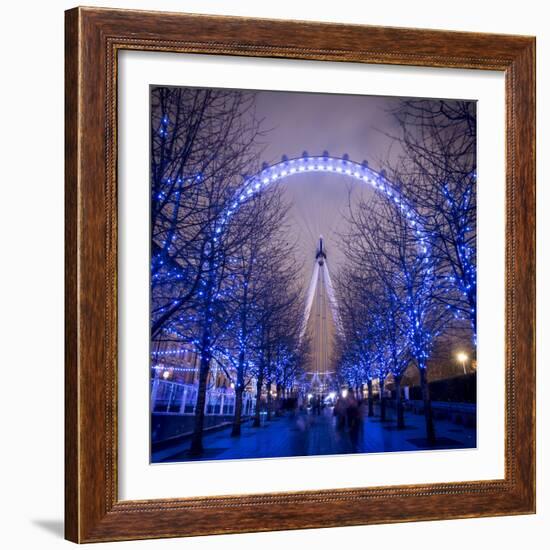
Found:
<box><xmin>252</xmin><ymin>90</ymin><xmax>404</xmax><ymax>285</ymax></box>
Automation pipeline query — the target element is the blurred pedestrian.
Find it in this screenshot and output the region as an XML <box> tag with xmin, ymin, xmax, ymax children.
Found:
<box><xmin>346</xmin><ymin>394</ymin><xmax>361</xmax><ymax>450</ymax></box>
<box><xmin>334</xmin><ymin>396</ymin><xmax>346</xmax><ymax>430</ymax></box>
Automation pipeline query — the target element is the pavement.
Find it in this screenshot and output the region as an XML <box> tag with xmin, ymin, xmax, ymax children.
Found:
<box><xmin>152</xmin><ymin>404</ymin><xmax>476</xmax><ymax>463</ymax></box>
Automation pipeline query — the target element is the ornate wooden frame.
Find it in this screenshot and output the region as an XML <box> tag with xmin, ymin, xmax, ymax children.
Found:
<box><xmin>65</xmin><ymin>6</ymin><xmax>536</xmax><ymax>543</ymax></box>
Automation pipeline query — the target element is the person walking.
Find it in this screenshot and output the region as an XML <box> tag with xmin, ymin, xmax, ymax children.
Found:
<box><xmin>346</xmin><ymin>394</ymin><xmax>361</xmax><ymax>451</ymax></box>
<box><xmin>334</xmin><ymin>395</ymin><xmax>346</xmax><ymax>430</ymax></box>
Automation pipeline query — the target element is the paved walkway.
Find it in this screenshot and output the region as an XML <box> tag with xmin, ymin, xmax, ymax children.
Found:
<box><xmin>153</xmin><ymin>406</ymin><xmax>476</xmax><ymax>463</ymax></box>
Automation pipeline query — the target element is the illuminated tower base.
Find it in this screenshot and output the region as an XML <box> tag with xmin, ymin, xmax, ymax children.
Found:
<box><xmin>302</xmin><ymin>237</ymin><xmax>340</xmax><ymax>396</ymax></box>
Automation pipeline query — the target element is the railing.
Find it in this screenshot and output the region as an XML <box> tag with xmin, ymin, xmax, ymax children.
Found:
<box><xmin>405</xmin><ymin>400</ymin><xmax>476</xmax><ymax>414</ymax></box>
<box><xmin>151</xmin><ymin>379</ymin><xmax>256</xmax><ymax>417</ymax></box>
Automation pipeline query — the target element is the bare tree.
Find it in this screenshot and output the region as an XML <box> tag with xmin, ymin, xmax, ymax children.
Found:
<box><xmin>338</xmin><ymin>190</ymin><xmax>450</xmax><ymax>443</ymax></box>
<box><xmin>219</xmin><ymin>184</ymin><xmax>292</xmax><ymax>436</ymax></box>
<box><xmin>250</xmin><ymin>247</ymin><xmax>304</xmax><ymax>428</ymax></box>
<box><xmin>150</xmin><ymin>87</ymin><xmax>274</xmax><ymax>454</ymax></box>
<box><xmin>150</xmin><ymin>86</ymin><xmax>266</xmax><ymax>341</ymax></box>
<box><xmin>390</xmin><ymin>99</ymin><xmax>477</xmax><ymax>341</ymax></box>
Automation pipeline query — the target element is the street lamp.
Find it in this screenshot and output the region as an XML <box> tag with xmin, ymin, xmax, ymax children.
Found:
<box><xmin>456</xmin><ymin>352</ymin><xmax>468</xmax><ymax>374</ymax></box>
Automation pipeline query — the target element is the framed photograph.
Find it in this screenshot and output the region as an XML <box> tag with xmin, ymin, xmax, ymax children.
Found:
<box><xmin>65</xmin><ymin>6</ymin><xmax>536</xmax><ymax>543</ymax></box>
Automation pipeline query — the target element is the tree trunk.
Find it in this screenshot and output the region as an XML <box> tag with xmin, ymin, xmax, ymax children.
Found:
<box><xmin>232</xmin><ymin>287</ymin><xmax>249</xmax><ymax>436</ymax></box>
<box><xmin>189</xmin><ymin>351</ymin><xmax>210</xmax><ymax>455</ymax></box>
<box><xmin>266</xmin><ymin>380</ymin><xmax>273</xmax><ymax>421</ymax></box>
<box><xmin>394</xmin><ymin>374</ymin><xmax>405</xmax><ymax>429</ymax></box>
<box><xmin>265</xmin><ymin>345</ymin><xmax>272</xmax><ymax>421</ymax></box>
<box><xmin>367</xmin><ymin>379</ymin><xmax>374</xmax><ymax>417</ymax></box>
<box><xmin>231</xmin><ymin>384</ymin><xmax>244</xmax><ymax>437</ymax></box>
<box><xmin>231</xmin><ymin>332</ymin><xmax>247</xmax><ymax>436</ymax></box>
<box><xmin>189</xmin><ymin>254</ymin><xmax>215</xmax><ymax>455</ymax></box>
<box><xmin>276</xmin><ymin>384</ymin><xmax>283</xmax><ymax>416</ymax></box>
<box><xmin>379</xmin><ymin>377</ymin><xmax>386</xmax><ymax>421</ymax></box>
<box><xmin>253</xmin><ymin>373</ymin><xmax>263</xmax><ymax>427</ymax></box>
<box><xmin>419</xmin><ymin>366</ymin><xmax>436</xmax><ymax>444</ymax></box>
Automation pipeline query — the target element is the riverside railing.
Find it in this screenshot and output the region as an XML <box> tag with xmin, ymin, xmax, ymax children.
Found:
<box><xmin>151</xmin><ymin>379</ymin><xmax>256</xmax><ymax>417</ymax></box>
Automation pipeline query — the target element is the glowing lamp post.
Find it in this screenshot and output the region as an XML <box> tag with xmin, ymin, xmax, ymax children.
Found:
<box><xmin>456</xmin><ymin>352</ymin><xmax>468</xmax><ymax>375</ymax></box>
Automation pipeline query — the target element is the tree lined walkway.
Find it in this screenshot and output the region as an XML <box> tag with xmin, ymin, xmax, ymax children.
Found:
<box><xmin>154</xmin><ymin>407</ymin><xmax>476</xmax><ymax>463</ymax></box>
